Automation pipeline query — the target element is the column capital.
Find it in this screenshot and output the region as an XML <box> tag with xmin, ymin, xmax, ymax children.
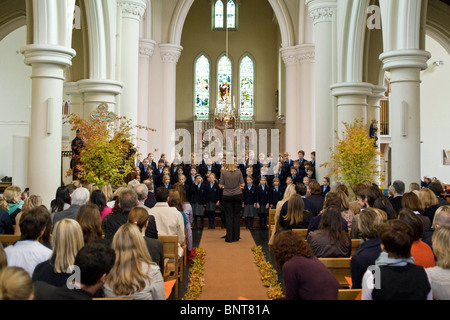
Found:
<box><xmin>139</xmin><ymin>39</ymin><xmax>157</xmax><ymax>58</ymax></box>
<box><xmin>281</xmin><ymin>45</ymin><xmax>315</xmax><ymax>66</ymax></box>
<box><xmin>330</xmin><ymin>82</ymin><xmax>375</xmax><ymax>98</ymax></box>
<box><xmin>21</xmin><ymin>44</ymin><xmax>76</xmax><ymax>69</ymax></box>
<box><xmin>380</xmin><ymin>49</ymin><xmax>431</xmax><ymax>72</ymax></box>
<box><xmin>306</xmin><ymin>0</ymin><xmax>337</xmax><ymax>25</ymax></box>
<box><xmin>159</xmin><ymin>43</ymin><xmax>183</xmax><ymax>64</ymax></box>
<box><xmin>118</xmin><ymin>0</ymin><xmax>148</xmax><ymax>20</ymax></box>
<box><xmin>77</xmin><ymin>79</ymin><xmax>124</xmax><ymax>96</ymax></box>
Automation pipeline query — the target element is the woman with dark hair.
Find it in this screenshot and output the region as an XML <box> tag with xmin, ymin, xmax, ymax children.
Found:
<box><xmin>401</xmin><ymin>192</ymin><xmax>431</xmax><ymax>232</ymax></box>
<box><xmin>50</xmin><ymin>186</ymin><xmax>71</xmax><ymax>214</ymax></box>
<box><xmin>398</xmin><ymin>208</ymin><xmax>435</xmax><ymax>268</ymax></box>
<box><xmin>89</xmin><ymin>189</ymin><xmax>112</xmax><ymax>221</ymax></box>
<box><xmin>307</xmin><ymin>206</ymin><xmax>351</xmax><ymax>258</ymax></box>
<box><xmin>273</xmin><ymin>230</ymin><xmax>340</xmax><ymax>300</ymax></box>
<box><xmin>75</xmin><ymin>204</ymin><xmax>109</xmax><ymax>246</ymax></box>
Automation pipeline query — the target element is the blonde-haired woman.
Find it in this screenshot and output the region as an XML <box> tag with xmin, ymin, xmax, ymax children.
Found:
<box><xmin>426</xmin><ymin>226</ymin><xmax>450</xmax><ymax>300</ymax></box>
<box><xmin>219</xmin><ymin>159</ymin><xmax>245</xmax><ymax>243</ymax></box>
<box><xmin>419</xmin><ymin>188</ymin><xmax>440</xmax><ymax>223</ymax></box>
<box><xmin>0</xmin><ymin>267</ymin><xmax>34</xmax><ymax>300</ymax></box>
<box><xmin>268</xmin><ymin>184</ymin><xmax>296</xmax><ymax>248</ymax></box>
<box><xmin>14</xmin><ymin>195</ymin><xmax>42</xmax><ymax>236</ymax></box>
<box><xmin>32</xmin><ymin>218</ymin><xmax>84</xmax><ymax>287</ymax></box>
<box><xmin>104</xmin><ymin>223</ymin><xmax>165</xmax><ymax>300</ymax></box>
<box><xmin>280</xmin><ymin>194</ymin><xmax>313</xmax><ymax>231</ymax></box>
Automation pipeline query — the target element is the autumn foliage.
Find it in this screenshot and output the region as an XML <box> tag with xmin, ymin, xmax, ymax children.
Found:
<box><xmin>325</xmin><ymin>119</ymin><xmax>381</xmax><ymax>190</ymax></box>
<box><xmin>64</xmin><ymin>113</ymin><xmax>153</xmax><ymax>187</ymax></box>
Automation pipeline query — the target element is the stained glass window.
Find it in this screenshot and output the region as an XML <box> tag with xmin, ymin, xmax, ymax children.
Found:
<box><xmin>217</xmin><ymin>55</ymin><xmax>232</xmax><ymax>113</ymax></box>
<box><xmin>227</xmin><ymin>1</ymin><xmax>236</xmax><ymax>28</ymax></box>
<box><xmin>213</xmin><ymin>0</ymin><xmax>237</xmax><ymax>30</ymax></box>
<box><xmin>239</xmin><ymin>56</ymin><xmax>254</xmax><ymax>121</ymax></box>
<box><xmin>214</xmin><ymin>0</ymin><xmax>224</xmax><ymax>29</ymax></box>
<box><xmin>194</xmin><ymin>55</ymin><xmax>210</xmax><ymax>120</ymax></box>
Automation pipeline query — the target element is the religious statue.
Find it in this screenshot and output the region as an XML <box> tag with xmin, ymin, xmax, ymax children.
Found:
<box><xmin>369</xmin><ymin>119</ymin><xmax>379</xmax><ymax>148</ymax></box>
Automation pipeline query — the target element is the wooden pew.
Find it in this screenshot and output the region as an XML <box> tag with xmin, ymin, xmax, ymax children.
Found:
<box><xmin>318</xmin><ymin>257</ymin><xmax>352</xmax><ymax>288</ymax></box>
<box><xmin>158</xmin><ymin>235</ymin><xmax>181</xmax><ymax>299</ymax></box>
<box><xmin>0</xmin><ymin>234</ymin><xmax>20</xmax><ymax>247</ymax></box>
<box><xmin>338</xmin><ymin>289</ymin><xmax>361</xmax><ymax>300</ymax></box>
<box><xmin>351</xmin><ymin>239</ymin><xmax>362</xmax><ymax>256</ymax></box>
<box><xmin>291</xmin><ymin>228</ymin><xmax>308</xmax><ymax>240</ymax></box>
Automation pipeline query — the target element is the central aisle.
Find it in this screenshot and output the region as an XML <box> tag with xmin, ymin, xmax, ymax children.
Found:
<box><xmin>198</xmin><ymin>228</ymin><xmax>269</xmax><ymax>300</ymax></box>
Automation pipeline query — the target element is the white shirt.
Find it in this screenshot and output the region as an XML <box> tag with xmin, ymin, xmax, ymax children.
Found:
<box><xmin>5</xmin><ymin>240</ymin><xmax>52</xmax><ymax>276</ymax></box>
<box><xmin>148</xmin><ymin>202</ymin><xmax>185</xmax><ymax>258</ymax></box>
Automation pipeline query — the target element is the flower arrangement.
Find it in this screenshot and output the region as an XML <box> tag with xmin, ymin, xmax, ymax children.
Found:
<box><xmin>324</xmin><ymin>119</ymin><xmax>381</xmax><ymax>192</ymax></box>
<box><xmin>182</xmin><ymin>248</ymin><xmax>206</xmax><ymax>300</ymax></box>
<box><xmin>64</xmin><ymin>111</ymin><xmax>154</xmax><ymax>187</ymax></box>
<box><xmin>251</xmin><ymin>246</ymin><xmax>284</xmax><ymax>299</ymax></box>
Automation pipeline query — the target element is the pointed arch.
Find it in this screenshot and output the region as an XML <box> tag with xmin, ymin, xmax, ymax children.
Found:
<box><xmin>239</xmin><ymin>53</ymin><xmax>255</xmax><ymax>121</ymax></box>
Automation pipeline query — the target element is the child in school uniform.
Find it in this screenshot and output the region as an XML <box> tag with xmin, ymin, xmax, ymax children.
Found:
<box><xmin>243</xmin><ymin>175</ymin><xmax>258</xmax><ymax>230</ymax></box>
<box><xmin>205</xmin><ymin>173</ymin><xmax>221</xmax><ymax>229</ymax></box>
<box><xmin>191</xmin><ymin>174</ymin><xmax>206</xmax><ymax>229</ymax></box>
<box><xmin>269</xmin><ymin>177</ymin><xmax>284</xmax><ymax>209</ymax></box>
<box><xmin>161</xmin><ymin>174</ymin><xmax>174</xmax><ymax>189</ymax></box>
<box><xmin>256</xmin><ymin>176</ymin><xmax>271</xmax><ymax>230</ymax></box>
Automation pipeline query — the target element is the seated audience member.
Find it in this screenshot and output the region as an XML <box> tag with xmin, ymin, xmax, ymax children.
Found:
<box><xmin>303</xmin><ymin>180</ymin><xmax>325</xmax><ymax>216</ymax></box>
<box><xmin>101</xmin><ymin>184</ymin><xmax>114</xmax><ymax>204</ymax></box>
<box><xmin>422</xmin><ymin>205</ymin><xmax>450</xmax><ymax>249</ymax></box>
<box><xmin>50</xmin><ymin>186</ymin><xmax>71</xmax><ymax>215</ymax></box>
<box><xmin>128</xmin><ymin>207</ymin><xmax>164</xmax><ymax>274</ymax></box>
<box><xmin>2</xmin><ymin>186</ymin><xmax>24</xmax><ymax>225</ymax></box>
<box><xmin>0</xmin><ymin>243</ymin><xmax>6</xmax><ymax>269</ymax></box>
<box><xmin>53</xmin><ymin>187</ymin><xmax>90</xmax><ymax>225</ymax></box>
<box><xmin>348</xmin><ymin>183</ymin><xmax>366</xmax><ymax>215</ymax></box>
<box><xmin>321</xmin><ymin>177</ymin><xmax>331</xmax><ymax>197</ymax></box>
<box><xmin>174</xmin><ymin>183</ymin><xmax>194</xmax><ymax>260</ymax></box>
<box><xmin>401</xmin><ymin>192</ymin><xmax>431</xmax><ymax>232</ymax></box>
<box><xmin>372</xmin><ymin>196</ymin><xmax>397</xmax><ymax>220</ymax></box>
<box><xmin>388</xmin><ymin>180</ymin><xmax>405</xmax><ymax>214</ymax></box>
<box><xmin>272</xmin><ymin>230</ymin><xmax>340</xmax><ymax>300</ymax></box>
<box><xmin>307</xmin><ymin>206</ymin><xmax>351</xmax><ymax>258</ymax></box>
<box><xmin>32</xmin><ymin>219</ymin><xmax>85</xmax><ymax>287</ymax></box>
<box><xmin>361</xmin><ymin>220</ymin><xmax>432</xmax><ymax>300</ymax></box>
<box><xmin>104</xmin><ymin>224</ymin><xmax>165</xmax><ymax>300</ymax></box>
<box><xmin>279</xmin><ymin>194</ymin><xmax>313</xmax><ymax>231</ymax></box>
<box><xmin>14</xmin><ymin>195</ymin><xmax>42</xmax><ymax>236</ymax></box>
<box><xmin>0</xmin><ymin>267</ymin><xmax>34</xmax><ymax>300</ymax></box>
<box><xmin>89</xmin><ymin>190</ymin><xmax>112</xmax><ymax>221</ymax></box>
<box><xmin>425</xmin><ymin>226</ymin><xmax>450</xmax><ymax>300</ymax></box>
<box><xmin>102</xmin><ymin>188</ymin><xmax>139</xmax><ymax>241</ymax></box>
<box><xmin>4</xmin><ymin>206</ymin><xmax>52</xmax><ymax>276</ymax></box>
<box><xmin>76</xmin><ymin>204</ymin><xmax>110</xmax><ymax>246</ymax></box>
<box><xmin>34</xmin><ymin>243</ymin><xmax>116</xmax><ymax>300</ymax></box>
<box><xmin>350</xmin><ymin>208</ymin><xmax>387</xmax><ymax>289</ymax></box>
<box><xmin>419</xmin><ymin>188</ymin><xmax>440</xmax><ymax>224</ymax></box>
<box><xmin>143</xmin><ymin>179</ymin><xmax>157</xmax><ymax>208</ymax></box>
<box><xmin>148</xmin><ymin>187</ymin><xmax>185</xmax><ymax>258</ymax></box>
<box><xmin>134</xmin><ymin>183</ymin><xmax>158</xmax><ymax>239</ymax></box>
<box><xmin>398</xmin><ymin>209</ymin><xmax>436</xmax><ymax>268</ymax></box>
<box><xmin>0</xmin><ymin>206</ymin><xmax>13</xmax><ymax>235</ymax></box>
<box><xmin>307</xmin><ymin>192</ymin><xmax>349</xmax><ymax>236</ymax></box>
<box><xmin>427</xmin><ymin>181</ymin><xmax>450</xmax><ymax>207</ymax></box>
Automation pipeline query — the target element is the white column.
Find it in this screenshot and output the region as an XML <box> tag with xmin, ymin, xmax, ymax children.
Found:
<box><xmin>159</xmin><ymin>43</ymin><xmax>183</xmax><ymax>162</ymax></box>
<box><xmin>280</xmin><ymin>46</ymin><xmax>299</xmax><ymax>158</ymax></box>
<box><xmin>331</xmin><ymin>82</ymin><xmax>373</xmax><ymax>136</ymax></box>
<box><xmin>137</xmin><ymin>39</ymin><xmax>157</xmax><ymax>156</ymax></box>
<box><xmin>77</xmin><ymin>79</ymin><xmax>123</xmax><ymax>117</ymax></box>
<box><xmin>297</xmin><ymin>45</ymin><xmax>316</xmax><ymax>156</ymax></box>
<box><xmin>380</xmin><ymin>49</ymin><xmax>430</xmax><ymax>187</ymax></box>
<box><xmin>368</xmin><ymin>85</ymin><xmax>387</xmax><ymax>185</ymax></box>
<box><xmin>117</xmin><ymin>0</ymin><xmax>148</xmax><ymax>126</ymax></box>
<box><xmin>307</xmin><ymin>0</ymin><xmax>336</xmax><ymax>181</ymax></box>
<box><xmin>21</xmin><ymin>44</ymin><xmax>76</xmax><ymax>208</ymax></box>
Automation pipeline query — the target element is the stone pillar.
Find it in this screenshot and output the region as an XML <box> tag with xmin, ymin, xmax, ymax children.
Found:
<box><xmin>137</xmin><ymin>39</ymin><xmax>157</xmax><ymax>156</ymax></box>
<box><xmin>159</xmin><ymin>43</ymin><xmax>183</xmax><ymax>162</ymax></box>
<box><xmin>77</xmin><ymin>79</ymin><xmax>123</xmax><ymax>117</ymax></box>
<box><xmin>367</xmin><ymin>85</ymin><xmax>387</xmax><ymax>185</ymax></box>
<box><xmin>306</xmin><ymin>0</ymin><xmax>336</xmax><ymax>181</ymax></box>
<box><xmin>331</xmin><ymin>82</ymin><xmax>373</xmax><ymax>136</ymax></box>
<box><xmin>280</xmin><ymin>46</ymin><xmax>299</xmax><ymax>158</ymax></box>
<box><xmin>380</xmin><ymin>49</ymin><xmax>430</xmax><ymax>187</ymax></box>
<box><xmin>117</xmin><ymin>0</ymin><xmax>148</xmax><ymax>126</ymax></box>
<box><xmin>21</xmin><ymin>44</ymin><xmax>76</xmax><ymax>208</ymax></box>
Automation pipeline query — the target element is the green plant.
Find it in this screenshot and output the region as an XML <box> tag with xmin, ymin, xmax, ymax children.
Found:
<box><xmin>324</xmin><ymin>119</ymin><xmax>381</xmax><ymax>191</ymax></box>
<box><xmin>64</xmin><ymin>112</ymin><xmax>153</xmax><ymax>187</ymax></box>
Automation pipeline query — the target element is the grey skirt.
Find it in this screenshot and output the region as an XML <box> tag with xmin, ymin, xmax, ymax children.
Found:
<box><xmin>243</xmin><ymin>204</ymin><xmax>256</xmax><ymax>217</ymax></box>
<box><xmin>193</xmin><ymin>203</ymin><xmax>204</xmax><ymax>216</ymax></box>
<box><xmin>206</xmin><ymin>202</ymin><xmax>216</xmax><ymax>212</ymax></box>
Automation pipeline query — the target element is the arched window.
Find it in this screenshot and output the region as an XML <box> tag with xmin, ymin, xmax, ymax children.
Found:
<box><xmin>213</xmin><ymin>0</ymin><xmax>238</xmax><ymax>30</ymax></box>
<box><xmin>217</xmin><ymin>55</ymin><xmax>232</xmax><ymax>113</ymax></box>
<box><xmin>194</xmin><ymin>54</ymin><xmax>210</xmax><ymax>120</ymax></box>
<box><xmin>239</xmin><ymin>56</ymin><xmax>254</xmax><ymax>121</ymax></box>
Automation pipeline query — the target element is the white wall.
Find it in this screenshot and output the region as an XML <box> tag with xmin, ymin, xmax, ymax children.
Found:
<box><xmin>421</xmin><ymin>35</ymin><xmax>450</xmax><ymax>184</ymax></box>
<box><xmin>0</xmin><ymin>25</ymin><xmax>31</xmax><ymax>187</ymax></box>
